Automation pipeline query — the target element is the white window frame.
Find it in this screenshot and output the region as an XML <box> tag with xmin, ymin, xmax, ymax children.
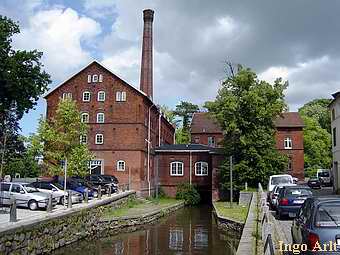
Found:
<box><xmin>195</xmin><ymin>162</ymin><xmax>208</xmax><ymax>176</ymax></box>
<box><xmin>207</xmin><ymin>136</ymin><xmax>215</xmax><ymax>147</ymax></box>
<box><xmin>98</xmin><ymin>91</ymin><xmax>105</xmax><ymax>102</ymax></box>
<box><xmin>89</xmin><ymin>160</ymin><xmax>104</xmax><ymax>174</ymax></box>
<box><xmin>87</xmin><ymin>75</ymin><xmax>91</xmax><ymax>83</ymax></box>
<box><xmin>95</xmin><ymin>134</ymin><xmax>104</xmax><ymax>144</ymax></box>
<box><xmin>117</xmin><ymin>160</ymin><xmax>126</xmax><ymax>171</ymax></box>
<box><xmin>81</xmin><ymin>113</ymin><xmax>89</xmax><ymax>123</ymax></box>
<box><xmin>170</xmin><ymin>162</ymin><xmax>184</xmax><ymax>176</ymax></box>
<box><xmin>82</xmin><ymin>91</ymin><xmax>91</xmax><ymax>102</ymax></box>
<box><xmin>92</xmin><ymin>74</ymin><xmax>98</xmax><ymax>82</ymax></box>
<box><xmin>62</xmin><ymin>92</ymin><xmax>72</xmax><ymax>100</ymax></box>
<box><xmin>97</xmin><ymin>113</ymin><xmax>105</xmax><ymax>123</ymax></box>
<box><xmin>121</xmin><ymin>91</ymin><xmax>126</xmax><ymax>101</ymax></box>
<box><xmin>99</xmin><ymin>74</ymin><xmax>103</xmax><ymax>82</ymax></box>
<box><xmin>80</xmin><ymin>134</ymin><xmax>88</xmax><ymax>144</ymax></box>
<box><xmin>284</xmin><ymin>137</ymin><xmax>292</xmax><ymax>149</ymax></box>
<box><xmin>116</xmin><ymin>91</ymin><xmax>122</xmax><ymax>101</ymax></box>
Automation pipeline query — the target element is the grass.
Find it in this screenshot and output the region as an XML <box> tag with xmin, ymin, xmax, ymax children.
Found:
<box><xmin>214</xmin><ymin>202</ymin><xmax>249</xmax><ymax>223</ymax></box>
<box><xmin>105</xmin><ymin>197</ymin><xmax>180</xmax><ymax>218</ymax></box>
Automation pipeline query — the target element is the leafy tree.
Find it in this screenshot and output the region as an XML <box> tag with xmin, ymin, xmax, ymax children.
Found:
<box><xmin>175</xmin><ymin>127</ymin><xmax>190</xmax><ymax>144</ymax></box>
<box><xmin>37</xmin><ymin>98</ymin><xmax>93</xmax><ymax>177</ymax></box>
<box><xmin>160</xmin><ymin>105</ymin><xmax>177</xmax><ymax>125</ymax></box>
<box><xmin>176</xmin><ymin>183</ymin><xmax>201</xmax><ymax>205</ymax></box>
<box><xmin>298</xmin><ymin>99</ymin><xmax>332</xmax><ymax>176</ymax></box>
<box><xmin>206</xmin><ymin>67</ymin><xmax>288</xmax><ymax>188</ymax></box>
<box><xmin>299</xmin><ymin>99</ymin><xmax>331</xmax><ymax>132</ymax></box>
<box><xmin>0</xmin><ymin>16</ymin><xmax>50</xmax><ymax>176</ymax></box>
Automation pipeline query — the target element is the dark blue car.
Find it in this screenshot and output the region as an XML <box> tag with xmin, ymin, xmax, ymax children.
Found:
<box><xmin>276</xmin><ymin>185</ymin><xmax>313</xmax><ymax>219</ymax></box>
<box><xmin>60</xmin><ymin>180</ymin><xmax>95</xmax><ymax>199</ymax></box>
<box><xmin>292</xmin><ymin>197</ymin><xmax>340</xmax><ymax>254</ymax></box>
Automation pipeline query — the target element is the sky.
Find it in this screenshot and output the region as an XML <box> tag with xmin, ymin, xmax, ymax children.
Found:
<box><xmin>1</xmin><ymin>0</ymin><xmax>340</xmax><ymax>135</ymax></box>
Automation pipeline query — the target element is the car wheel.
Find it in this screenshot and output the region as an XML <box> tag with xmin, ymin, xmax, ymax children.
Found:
<box><xmin>59</xmin><ymin>196</ymin><xmax>64</xmax><ymax>205</ymax></box>
<box><xmin>28</xmin><ymin>200</ymin><xmax>38</xmax><ymax>211</ymax></box>
<box><xmin>277</xmin><ymin>210</ymin><xmax>283</xmax><ymax>220</ymax></box>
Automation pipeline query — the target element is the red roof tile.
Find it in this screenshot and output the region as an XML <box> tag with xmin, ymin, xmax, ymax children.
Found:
<box><xmin>191</xmin><ymin>112</ymin><xmax>222</xmax><ymax>134</ymax></box>
<box><xmin>274</xmin><ymin>112</ymin><xmax>304</xmax><ymax>127</ymax></box>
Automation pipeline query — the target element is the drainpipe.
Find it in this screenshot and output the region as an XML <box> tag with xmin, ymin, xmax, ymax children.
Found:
<box><xmin>158</xmin><ymin>111</ymin><xmax>161</xmax><ymax>146</ymax></box>
<box><xmin>147</xmin><ymin>104</ymin><xmax>155</xmax><ymax>197</ymax></box>
<box><xmin>189</xmin><ymin>151</ymin><xmax>192</xmax><ymax>185</ymax></box>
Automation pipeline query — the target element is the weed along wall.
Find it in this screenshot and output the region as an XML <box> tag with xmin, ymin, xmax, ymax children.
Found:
<box><xmin>0</xmin><ymin>191</ymin><xmax>136</xmax><ymax>255</ymax></box>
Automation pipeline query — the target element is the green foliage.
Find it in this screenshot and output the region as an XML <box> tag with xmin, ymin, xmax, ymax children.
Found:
<box><xmin>299</xmin><ymin>99</ymin><xmax>331</xmax><ymax>132</ymax></box>
<box><xmin>160</xmin><ymin>105</ymin><xmax>178</xmax><ymax>126</ymax></box>
<box><xmin>36</xmin><ymin>98</ymin><xmax>94</xmax><ymax>177</ymax></box>
<box><xmin>176</xmin><ymin>183</ymin><xmax>201</xmax><ymax>205</ymax></box>
<box><xmin>175</xmin><ymin>127</ymin><xmax>191</xmax><ymax>144</ymax></box>
<box><xmin>173</xmin><ymin>101</ymin><xmax>199</xmax><ymax>129</ymax></box>
<box><xmin>206</xmin><ymin>67</ymin><xmax>288</xmax><ymax>188</ymax></box>
<box><xmin>4</xmin><ymin>152</ymin><xmax>40</xmax><ymax>177</ymax></box>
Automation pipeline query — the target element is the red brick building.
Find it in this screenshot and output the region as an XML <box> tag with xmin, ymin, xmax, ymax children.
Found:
<box><xmin>274</xmin><ymin>112</ymin><xmax>305</xmax><ymax>180</ymax></box>
<box><xmin>44</xmin><ymin>10</ymin><xmax>175</xmax><ymax>196</ymax></box>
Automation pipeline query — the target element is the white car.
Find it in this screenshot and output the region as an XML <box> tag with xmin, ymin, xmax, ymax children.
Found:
<box><xmin>0</xmin><ymin>182</ymin><xmax>58</xmax><ymax>210</ymax></box>
<box><xmin>267</xmin><ymin>174</ymin><xmax>294</xmax><ymax>193</ymax></box>
<box><xmin>28</xmin><ymin>181</ymin><xmax>83</xmax><ymax>204</ymax></box>
<box><xmin>270</xmin><ymin>183</ymin><xmax>296</xmax><ymax>210</ymax></box>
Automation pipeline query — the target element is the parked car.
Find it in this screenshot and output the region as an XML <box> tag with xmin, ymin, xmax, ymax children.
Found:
<box><xmin>100</xmin><ymin>174</ymin><xmax>119</xmax><ymax>184</ymax></box>
<box><xmin>29</xmin><ymin>181</ymin><xmax>83</xmax><ymax>204</ymax></box>
<box><xmin>276</xmin><ymin>185</ymin><xmax>313</xmax><ymax>219</ymax></box>
<box><xmin>60</xmin><ymin>179</ymin><xmax>95</xmax><ymax>199</ymax></box>
<box><xmin>317</xmin><ymin>169</ymin><xmax>332</xmax><ymax>187</ymax></box>
<box><xmin>0</xmin><ymin>182</ymin><xmax>57</xmax><ymax>210</ymax></box>
<box><xmin>307</xmin><ymin>177</ymin><xmax>322</xmax><ymax>189</ymax></box>
<box><xmin>85</xmin><ymin>175</ymin><xmax>118</xmax><ymax>193</ymax></box>
<box><xmin>291</xmin><ymin>197</ymin><xmax>340</xmax><ymax>253</ymax></box>
<box><xmin>268</xmin><ymin>174</ymin><xmax>294</xmax><ymax>193</ymax></box>
<box><xmin>269</xmin><ymin>184</ymin><xmax>296</xmax><ymax>210</ymax></box>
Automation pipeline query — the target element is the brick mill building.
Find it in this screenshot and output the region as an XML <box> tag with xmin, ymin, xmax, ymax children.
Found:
<box><xmin>45</xmin><ymin>10</ymin><xmax>175</xmax><ymax>196</ymax></box>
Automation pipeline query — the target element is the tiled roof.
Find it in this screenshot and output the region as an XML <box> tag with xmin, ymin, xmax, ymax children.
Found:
<box><xmin>274</xmin><ymin>112</ymin><xmax>304</xmax><ymax>127</ymax></box>
<box><xmin>190</xmin><ymin>112</ymin><xmax>222</xmax><ymax>134</ymax></box>
<box><xmin>155</xmin><ymin>144</ymin><xmax>223</xmax><ymax>154</ymax></box>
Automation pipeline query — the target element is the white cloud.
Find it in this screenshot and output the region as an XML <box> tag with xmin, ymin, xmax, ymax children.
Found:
<box><xmin>84</xmin><ymin>0</ymin><xmax>116</xmax><ymax>19</ymax></box>
<box><xmin>13</xmin><ymin>7</ymin><xmax>101</xmax><ymax>81</ymax></box>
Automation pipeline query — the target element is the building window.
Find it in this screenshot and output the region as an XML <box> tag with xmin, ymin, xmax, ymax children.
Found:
<box><xmin>97</xmin><ymin>113</ymin><xmax>105</xmax><ymax>123</ymax></box>
<box><xmin>82</xmin><ymin>91</ymin><xmax>91</xmax><ymax>102</ymax></box>
<box><xmin>81</xmin><ymin>113</ymin><xmax>89</xmax><ymax>123</ymax></box>
<box><xmin>80</xmin><ymin>135</ymin><xmax>87</xmax><ymax>144</ymax></box>
<box><xmin>332</xmin><ymin>108</ymin><xmax>336</xmax><ymax>121</ymax></box>
<box><xmin>92</xmin><ymin>74</ymin><xmax>98</xmax><ymax>82</ymax></box>
<box><xmin>333</xmin><ymin>127</ymin><xmax>337</xmax><ymax>147</ymax></box>
<box><xmin>87</xmin><ymin>75</ymin><xmax>91</xmax><ymax>83</ymax></box>
<box><xmin>99</xmin><ymin>74</ymin><xmax>103</xmax><ymax>82</ymax></box>
<box><xmin>195</xmin><ymin>162</ymin><xmax>208</xmax><ymax>176</ymax></box>
<box><xmin>62</xmin><ymin>92</ymin><xmax>72</xmax><ymax>100</ymax></box>
<box><xmin>116</xmin><ymin>91</ymin><xmax>127</xmax><ymax>102</ymax></box>
<box><xmin>170</xmin><ymin>162</ymin><xmax>184</xmax><ymax>176</ymax></box>
<box><xmin>98</xmin><ymin>91</ymin><xmax>105</xmax><ymax>101</ymax></box>
<box><xmin>207</xmin><ymin>136</ymin><xmax>215</xmax><ymax>147</ymax></box>
<box><xmin>117</xmin><ymin>160</ymin><xmax>126</xmax><ymax>171</ymax></box>
<box><xmin>194</xmin><ymin>137</ymin><xmax>200</xmax><ymax>144</ymax></box>
<box><xmin>284</xmin><ymin>137</ymin><xmax>292</xmax><ymax>149</ymax></box>
<box><xmin>95</xmin><ymin>134</ymin><xmax>104</xmax><ymax>144</ymax></box>
<box><xmin>89</xmin><ymin>160</ymin><xmax>103</xmax><ymax>174</ymax></box>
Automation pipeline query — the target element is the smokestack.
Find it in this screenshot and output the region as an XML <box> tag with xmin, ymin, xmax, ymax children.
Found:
<box><xmin>140</xmin><ymin>9</ymin><xmax>154</xmax><ymax>100</ymax></box>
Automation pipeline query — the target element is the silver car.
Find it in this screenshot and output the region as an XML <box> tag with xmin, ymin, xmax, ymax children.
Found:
<box><xmin>0</xmin><ymin>182</ymin><xmax>57</xmax><ymax>210</ymax></box>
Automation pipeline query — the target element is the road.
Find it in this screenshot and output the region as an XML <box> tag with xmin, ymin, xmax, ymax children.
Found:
<box><xmin>270</xmin><ymin>186</ymin><xmax>334</xmax><ymax>244</ymax></box>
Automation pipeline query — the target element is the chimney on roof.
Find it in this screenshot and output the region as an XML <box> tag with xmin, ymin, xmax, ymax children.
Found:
<box><xmin>140</xmin><ymin>9</ymin><xmax>154</xmax><ymax>100</ymax></box>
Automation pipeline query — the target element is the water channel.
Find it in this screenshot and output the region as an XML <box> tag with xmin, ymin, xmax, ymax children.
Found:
<box><xmin>53</xmin><ymin>206</ymin><xmax>240</xmax><ymax>255</ymax></box>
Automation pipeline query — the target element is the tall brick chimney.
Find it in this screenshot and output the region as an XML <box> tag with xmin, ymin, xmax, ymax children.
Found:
<box><xmin>140</xmin><ymin>9</ymin><xmax>154</xmax><ymax>99</ymax></box>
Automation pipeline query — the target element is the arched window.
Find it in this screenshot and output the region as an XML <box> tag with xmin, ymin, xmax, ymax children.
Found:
<box><xmin>82</xmin><ymin>91</ymin><xmax>91</xmax><ymax>102</ymax></box>
<box><xmin>117</xmin><ymin>160</ymin><xmax>125</xmax><ymax>171</ymax></box>
<box><xmin>96</xmin><ymin>113</ymin><xmax>105</xmax><ymax>123</ymax></box>
<box><xmin>92</xmin><ymin>74</ymin><xmax>98</xmax><ymax>82</ymax></box>
<box><xmin>98</xmin><ymin>91</ymin><xmax>105</xmax><ymax>101</ymax></box>
<box><xmin>81</xmin><ymin>113</ymin><xmax>89</xmax><ymax>123</ymax></box>
<box><xmin>195</xmin><ymin>162</ymin><xmax>208</xmax><ymax>176</ymax></box>
<box><xmin>170</xmin><ymin>162</ymin><xmax>184</xmax><ymax>176</ymax></box>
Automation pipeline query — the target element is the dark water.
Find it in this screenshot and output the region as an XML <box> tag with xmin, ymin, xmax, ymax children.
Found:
<box><xmin>53</xmin><ymin>206</ymin><xmax>240</xmax><ymax>255</ymax></box>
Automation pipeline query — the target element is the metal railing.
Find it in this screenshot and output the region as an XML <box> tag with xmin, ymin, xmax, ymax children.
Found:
<box><xmin>258</xmin><ymin>183</ymin><xmax>275</xmax><ymax>255</ymax></box>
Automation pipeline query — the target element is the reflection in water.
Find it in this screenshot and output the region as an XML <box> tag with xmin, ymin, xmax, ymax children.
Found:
<box><xmin>53</xmin><ymin>206</ymin><xmax>239</xmax><ymax>255</ymax></box>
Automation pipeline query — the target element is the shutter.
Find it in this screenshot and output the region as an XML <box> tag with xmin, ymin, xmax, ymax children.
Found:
<box><xmin>87</xmin><ymin>75</ymin><xmax>91</xmax><ymax>83</ymax></box>
<box><xmin>99</xmin><ymin>74</ymin><xmax>103</xmax><ymax>82</ymax></box>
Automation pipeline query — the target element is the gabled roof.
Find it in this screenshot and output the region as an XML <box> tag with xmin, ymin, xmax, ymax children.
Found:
<box><xmin>329</xmin><ymin>91</ymin><xmax>340</xmax><ymax>108</ymax></box>
<box><xmin>191</xmin><ymin>112</ymin><xmax>222</xmax><ymax>134</ymax></box>
<box><xmin>44</xmin><ymin>60</ymin><xmax>148</xmax><ymax>99</ymax></box>
<box><xmin>274</xmin><ymin>112</ymin><xmax>304</xmax><ymax>128</ymax></box>
<box><xmin>155</xmin><ymin>143</ymin><xmax>223</xmax><ymax>154</ymax></box>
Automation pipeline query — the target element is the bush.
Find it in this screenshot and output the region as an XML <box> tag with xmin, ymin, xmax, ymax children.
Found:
<box><xmin>176</xmin><ymin>183</ymin><xmax>201</xmax><ymax>205</ymax></box>
<box><xmin>157</xmin><ymin>186</ymin><xmax>167</xmax><ymax>198</ymax></box>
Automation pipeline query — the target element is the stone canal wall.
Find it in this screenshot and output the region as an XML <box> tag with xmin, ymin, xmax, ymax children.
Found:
<box><xmin>0</xmin><ymin>191</ymin><xmax>136</xmax><ymax>255</ymax></box>
<box><xmin>212</xmin><ymin>204</ymin><xmax>245</xmax><ymax>234</ymax></box>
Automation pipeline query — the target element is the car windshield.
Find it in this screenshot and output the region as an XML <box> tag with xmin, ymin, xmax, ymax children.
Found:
<box><xmin>319</xmin><ymin>172</ymin><xmax>330</xmax><ymax>177</ymax></box>
<box><xmin>102</xmin><ymin>176</ymin><xmax>111</xmax><ymax>181</ymax></box>
<box><xmin>271</xmin><ymin>176</ymin><xmax>292</xmax><ymax>185</ymax></box>
<box><xmin>315</xmin><ymin>203</ymin><xmax>340</xmax><ymax>227</ymax></box>
<box><xmin>285</xmin><ymin>188</ymin><xmax>312</xmax><ymax>197</ymax></box>
<box><xmin>23</xmin><ymin>184</ymin><xmax>39</xmax><ymax>193</ymax></box>
<box><xmin>53</xmin><ymin>183</ymin><xmax>64</xmax><ymax>190</ymax></box>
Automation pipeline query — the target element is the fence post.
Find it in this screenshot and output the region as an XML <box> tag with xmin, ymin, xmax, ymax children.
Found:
<box><xmin>46</xmin><ymin>193</ymin><xmax>53</xmax><ymax>212</ymax></box>
<box><xmin>84</xmin><ymin>189</ymin><xmax>88</xmax><ymax>203</ymax></box>
<box><xmin>9</xmin><ymin>197</ymin><xmax>17</xmax><ymax>222</ymax></box>
<box><xmin>67</xmin><ymin>190</ymin><xmax>72</xmax><ymax>208</ymax></box>
<box><xmin>108</xmin><ymin>185</ymin><xmax>111</xmax><ymax>197</ymax></box>
<box><xmin>98</xmin><ymin>185</ymin><xmax>102</xmax><ymax>199</ymax></box>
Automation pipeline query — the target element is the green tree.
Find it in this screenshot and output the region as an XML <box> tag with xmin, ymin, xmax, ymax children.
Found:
<box><xmin>299</xmin><ymin>99</ymin><xmax>331</xmax><ymax>132</ymax></box>
<box><xmin>206</xmin><ymin>67</ymin><xmax>288</xmax><ymax>188</ymax></box>
<box><xmin>160</xmin><ymin>105</ymin><xmax>177</xmax><ymax>125</ymax></box>
<box><xmin>37</xmin><ymin>98</ymin><xmax>93</xmax><ymax>177</ymax></box>
<box><xmin>0</xmin><ymin>16</ymin><xmax>50</xmax><ymax>176</ymax></box>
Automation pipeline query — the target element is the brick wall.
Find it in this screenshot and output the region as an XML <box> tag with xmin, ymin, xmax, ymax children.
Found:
<box><xmin>191</xmin><ymin>133</ymin><xmax>224</xmax><ymax>147</ymax></box>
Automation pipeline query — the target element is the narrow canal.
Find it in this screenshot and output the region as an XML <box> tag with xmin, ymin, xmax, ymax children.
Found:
<box><xmin>53</xmin><ymin>206</ymin><xmax>240</xmax><ymax>255</ymax></box>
